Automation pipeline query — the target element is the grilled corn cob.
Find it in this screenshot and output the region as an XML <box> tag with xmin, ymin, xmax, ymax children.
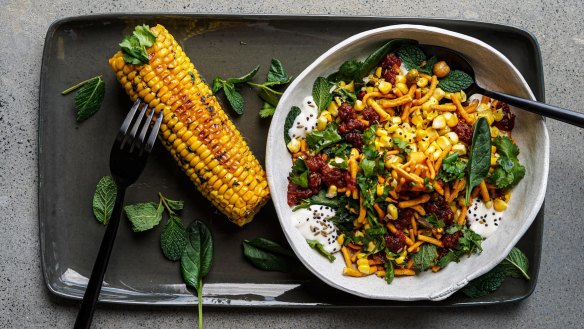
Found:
<box><xmin>108</xmin><ymin>24</ymin><xmax>270</xmax><ymax>226</ymax></box>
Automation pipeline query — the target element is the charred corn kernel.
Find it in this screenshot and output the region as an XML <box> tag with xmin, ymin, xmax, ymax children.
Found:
<box><xmin>452</xmin><ymin>143</ymin><xmax>467</xmax><ymax>155</ymax></box>
<box><xmin>418</xmin><ymin>140</ymin><xmax>430</xmax><ymax>152</ymax></box>
<box><xmin>417</xmin><ymin>77</ymin><xmax>429</xmax><ymax>88</ymax></box>
<box><xmin>375</xmin><ymin>67</ymin><xmax>383</xmax><ymax>78</ymax></box>
<box><xmin>411</xmin><ymin>115</ymin><xmax>424</xmax><ymax>127</ymax></box>
<box><xmin>491</xmin><ymin>126</ymin><xmax>500</xmax><ymax>138</ymax></box>
<box><xmin>354</xmin><ymin>99</ymin><xmax>365</xmax><ymax>111</ymax></box>
<box><xmin>494</xmin><ymin>199</ymin><xmax>508</xmax><ymax>212</ymax></box>
<box><xmin>478</xmin><ymin>111</ymin><xmax>495</xmax><ymax>125</ymax></box>
<box><xmin>396</xmin><ymin>82</ymin><xmax>409</xmax><ymax>94</ymax></box>
<box><xmin>445</xmin><ymin>112</ymin><xmax>459</xmax><ymax>127</ymax></box>
<box><xmin>287</xmin><ymin>138</ymin><xmax>301</xmax><ymax>153</ymax></box>
<box><xmin>320</xmin><ymin>110</ymin><xmax>332</xmax><ymax>122</ymax></box>
<box><xmin>327</xmin><ymin>101</ymin><xmax>339</xmax><ymax>116</ymax></box>
<box><xmin>326</xmin><ymin>185</ymin><xmax>338</xmax><ymax>198</ymax></box>
<box><xmin>378</xmin><ymin>81</ymin><xmax>392</xmax><ymax>94</ymax></box>
<box><xmin>445</xmin><ymin>132</ymin><xmax>459</xmax><ymax>144</ymax></box>
<box><xmin>408</xmin><ymin>151</ymin><xmax>426</xmax><ymax>164</ymax></box>
<box><xmin>109</xmin><ymin>24</ymin><xmax>269</xmax><ymax>226</ymax></box>
<box><xmin>494</xmin><ymin>108</ymin><xmax>504</xmax><ymax>121</ymax></box>
<box><xmin>433</xmin><ymin>87</ymin><xmax>446</xmax><ymax>102</ymax></box>
<box><xmin>379</xmin><ymin>135</ymin><xmax>392</xmax><ymax>148</ymax></box>
<box><xmin>337</xmin><ymin>234</ymin><xmax>345</xmax><ymax>245</ymax></box>
<box><xmin>432</xmin><ymin>115</ymin><xmax>446</xmax><ymax>130</ymax></box>
<box><xmin>316</xmin><ymin>116</ymin><xmax>328</xmax><ymax>131</ymax></box>
<box><xmin>387</xmin><ymin>203</ymin><xmax>398</xmax><ymax>220</ymax></box>
<box><xmin>376</xmin><ymin>128</ymin><xmax>388</xmax><ymax>137</ymax></box>
<box><xmin>437</xmin><ymin>136</ymin><xmax>451</xmax><ymax>150</ymax></box>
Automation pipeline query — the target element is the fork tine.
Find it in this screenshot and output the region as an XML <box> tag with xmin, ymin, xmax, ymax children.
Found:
<box><xmin>127</xmin><ymin>102</ymin><xmax>148</xmax><ymax>141</ymax></box>
<box><xmin>117</xmin><ymin>99</ymin><xmax>142</xmax><ymax>141</ymax></box>
<box><xmin>145</xmin><ymin>112</ymin><xmax>163</xmax><ymax>152</ymax></box>
<box><xmin>137</xmin><ymin>107</ymin><xmax>156</xmax><ymax>146</ymax></box>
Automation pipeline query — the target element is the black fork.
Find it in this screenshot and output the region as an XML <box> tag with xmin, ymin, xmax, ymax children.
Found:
<box><xmin>74</xmin><ymin>100</ymin><xmax>163</xmax><ymax>329</ymax></box>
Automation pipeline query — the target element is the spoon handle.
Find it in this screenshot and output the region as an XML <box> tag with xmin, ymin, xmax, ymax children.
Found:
<box><xmin>477</xmin><ymin>87</ymin><xmax>584</xmax><ymax>128</ymax></box>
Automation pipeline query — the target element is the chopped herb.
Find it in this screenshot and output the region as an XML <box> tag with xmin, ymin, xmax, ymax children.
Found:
<box><xmin>289</xmin><ymin>158</ymin><xmax>309</xmax><ymax>189</ymax></box>
<box><xmin>306</xmin><ymin>240</ymin><xmax>336</xmax><ymax>262</ymax></box>
<box><xmin>437</xmin><ymin>152</ymin><xmax>467</xmax><ymax>183</ymax></box>
<box><xmin>119</xmin><ymin>24</ymin><xmax>156</xmax><ymax>65</ymax></box>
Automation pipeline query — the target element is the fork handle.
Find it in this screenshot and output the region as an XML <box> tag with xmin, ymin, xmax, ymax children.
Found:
<box><xmin>74</xmin><ymin>187</ymin><xmax>126</xmax><ymax>329</ymax></box>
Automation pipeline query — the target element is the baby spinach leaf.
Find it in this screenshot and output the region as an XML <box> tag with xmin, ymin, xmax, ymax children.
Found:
<box><xmin>181</xmin><ymin>220</ymin><xmax>213</xmax><ymax>329</ymax></box>
<box><xmin>462</xmin><ymin>265</ymin><xmax>506</xmax><ymax>298</ymax></box>
<box><xmin>283</xmin><ymin>106</ymin><xmax>301</xmax><ymax>145</ymax></box>
<box><xmin>242</xmin><ymin>239</ymin><xmax>292</xmax><ymax>272</ymax></box>
<box><xmin>62</xmin><ymin>76</ymin><xmax>106</xmax><ymax>122</ymax></box>
<box><xmin>465</xmin><ymin>117</ymin><xmax>491</xmax><ymax>204</ymax></box>
<box><xmin>499</xmin><ymin>247</ymin><xmax>530</xmax><ymax>280</ymax></box>
<box><xmin>330</xmin><ymin>59</ymin><xmax>363</xmax><ymax>82</ymax></box>
<box><xmin>124</xmin><ymin>201</ymin><xmax>164</xmax><ymax>232</ymax></box>
<box><xmin>306</xmin><ymin>240</ymin><xmax>335</xmax><ymax>262</ymax></box>
<box><xmin>160</xmin><ymin>215</ymin><xmax>188</xmax><ymax>261</ymax></box>
<box><xmin>312</xmin><ymin>77</ymin><xmax>333</xmax><ymax>112</ymax></box>
<box><xmin>92</xmin><ymin>176</ymin><xmax>117</xmax><ymax>225</ymax></box>
<box><xmin>358</xmin><ymin>39</ymin><xmax>417</xmax><ymax>79</ymax></box>
<box><xmin>438</xmin><ymin>70</ymin><xmax>474</xmax><ymax>92</ymax></box>
<box><xmin>411</xmin><ymin>244</ymin><xmax>437</xmax><ymax>272</ymax></box>
<box><xmin>244</xmin><ymin>238</ymin><xmax>294</xmax><ymax>257</ymax></box>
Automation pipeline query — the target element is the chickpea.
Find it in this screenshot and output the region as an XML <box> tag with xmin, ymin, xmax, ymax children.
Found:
<box><xmin>433</xmin><ymin>61</ymin><xmax>450</xmax><ymax>78</ymax></box>
<box><xmin>405</xmin><ymin>68</ymin><xmax>419</xmax><ymax>83</ymax></box>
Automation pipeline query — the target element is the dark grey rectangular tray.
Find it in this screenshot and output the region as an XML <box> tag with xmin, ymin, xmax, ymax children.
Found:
<box><xmin>39</xmin><ymin>14</ymin><xmax>544</xmax><ymax>307</ymax></box>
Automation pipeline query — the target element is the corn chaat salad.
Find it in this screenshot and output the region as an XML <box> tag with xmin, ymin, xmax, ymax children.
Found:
<box><xmin>284</xmin><ymin>40</ymin><xmax>526</xmax><ymax>284</ymax></box>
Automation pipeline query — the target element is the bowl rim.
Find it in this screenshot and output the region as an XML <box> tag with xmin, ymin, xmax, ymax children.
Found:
<box><xmin>265</xmin><ymin>24</ymin><xmax>549</xmax><ymax>301</ymax></box>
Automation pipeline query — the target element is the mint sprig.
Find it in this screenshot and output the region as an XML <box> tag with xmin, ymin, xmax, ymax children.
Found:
<box><xmin>62</xmin><ymin>76</ymin><xmax>106</xmax><ymax>122</ymax></box>
<box><xmin>119</xmin><ymin>24</ymin><xmax>157</xmax><ymax>65</ymax></box>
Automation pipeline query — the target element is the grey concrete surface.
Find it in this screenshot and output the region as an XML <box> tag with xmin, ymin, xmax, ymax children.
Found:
<box><xmin>1</xmin><ymin>0</ymin><xmax>583</xmax><ymax>328</ymax></box>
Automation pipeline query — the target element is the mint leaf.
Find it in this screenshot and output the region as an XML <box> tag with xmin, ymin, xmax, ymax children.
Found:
<box><xmin>437</xmin><ymin>152</ymin><xmax>467</xmax><ymax>183</ymax></box>
<box><xmin>487</xmin><ymin>136</ymin><xmax>525</xmax><ymax>189</ymax></box>
<box><xmin>411</xmin><ymin>243</ymin><xmax>437</xmax><ymax>272</ymax></box>
<box><xmin>266</xmin><ymin>58</ymin><xmax>291</xmax><ymax>85</ymax></box>
<box><xmin>397</xmin><ymin>45</ymin><xmax>426</xmax><ymax>71</ymax></box>
<box><xmin>331</xmin><ymin>59</ymin><xmax>363</xmax><ymax>82</ymax></box>
<box><xmin>132</xmin><ymin>24</ymin><xmax>156</xmax><ymax>48</ymax></box>
<box><xmin>223</xmin><ymin>84</ymin><xmax>245</xmax><ymax>115</ymax></box>
<box><xmin>160</xmin><ymin>215</ymin><xmax>188</xmax><ymax>261</ymax></box>
<box><xmin>212</xmin><ymin>77</ymin><xmax>224</xmax><ymax>94</ymax></box>
<box><xmin>62</xmin><ymin>76</ymin><xmax>106</xmax><ymax>122</ymax></box>
<box><xmin>436</xmin><ymin>250</ymin><xmax>463</xmax><ymax>268</ymax></box>
<box><xmin>257</xmin><ymin>86</ymin><xmax>282</xmax><ymax>107</ymax></box>
<box><xmin>305</xmin><ymin>122</ymin><xmax>342</xmax><ymax>153</ymax></box>
<box><xmin>259</xmin><ymin>102</ymin><xmax>276</xmax><ymax>118</ymax></box>
<box><xmin>306</xmin><ymin>240</ymin><xmax>336</xmax><ymax>262</ymax></box>
<box><xmin>438</xmin><ymin>70</ymin><xmax>474</xmax><ymax>92</ymax></box>
<box><xmin>283</xmin><ymin>106</ymin><xmax>301</xmax><ymax>145</ymax></box>
<box><xmin>359</xmin><ymin>39</ymin><xmax>417</xmax><ymax>79</ymax></box>
<box><xmin>92</xmin><ymin>176</ymin><xmax>117</xmax><ymax>225</ymax></box>
<box><xmin>466</xmin><ymin>117</ymin><xmax>491</xmax><ymax>204</ymax></box>
<box><xmin>164</xmin><ymin>197</ymin><xmax>184</xmax><ymax>212</ymax></box>
<box><xmin>124</xmin><ymin>202</ymin><xmax>164</xmax><ymax>232</ymax></box>
<box><xmin>418</xmin><ymin>56</ymin><xmax>438</xmax><ymax>75</ymax></box>
<box><xmin>462</xmin><ymin>265</ymin><xmax>506</xmax><ymax>298</ymax></box>
<box><xmin>499</xmin><ymin>247</ymin><xmax>530</xmax><ymax>280</ymax></box>
<box><xmin>226</xmin><ymin>65</ymin><xmax>260</xmax><ymax>85</ymax></box>
<box><xmin>312</xmin><ymin>77</ymin><xmax>333</xmax><ymax>112</ymax></box>
<box><xmin>424</xmin><ymin>213</ymin><xmax>445</xmax><ymax>228</ymax></box>
<box><xmin>457</xmin><ymin>227</ymin><xmax>483</xmax><ymax>254</ymax></box>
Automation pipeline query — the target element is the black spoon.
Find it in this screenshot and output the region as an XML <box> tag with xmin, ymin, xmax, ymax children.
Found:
<box><xmin>419</xmin><ymin>45</ymin><xmax>584</xmax><ymax>128</ymax></box>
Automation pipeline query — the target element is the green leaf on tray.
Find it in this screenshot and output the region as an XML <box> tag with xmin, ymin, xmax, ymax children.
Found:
<box><xmin>124</xmin><ymin>201</ymin><xmax>164</xmax><ymax>232</ymax></box>
<box><xmin>266</xmin><ymin>58</ymin><xmax>292</xmax><ymax>85</ymax></box>
<box><xmin>226</xmin><ymin>65</ymin><xmax>260</xmax><ymax>85</ymax></box>
<box><xmin>222</xmin><ymin>84</ymin><xmax>245</xmax><ymax>115</ymax></box>
<box><xmin>181</xmin><ymin>220</ymin><xmax>214</xmax><ymax>329</ymax></box>
<box><xmin>259</xmin><ymin>102</ymin><xmax>276</xmax><ymax>118</ymax></box>
<box><xmin>62</xmin><ymin>76</ymin><xmax>106</xmax><ymax>122</ymax></box>
<box><xmin>283</xmin><ymin>106</ymin><xmax>301</xmax><ymax>145</ymax></box>
<box><xmin>306</xmin><ymin>239</ymin><xmax>335</xmax><ymax>262</ymax></box>
<box><xmin>465</xmin><ymin>117</ymin><xmax>491</xmax><ymax>204</ymax></box>
<box><xmin>92</xmin><ymin>176</ymin><xmax>117</xmax><ymax>225</ymax></box>
<box><xmin>164</xmin><ymin>197</ymin><xmax>184</xmax><ymax>213</ymax></box>
<box><xmin>438</xmin><ymin>70</ymin><xmax>474</xmax><ymax>92</ymax></box>
<box><xmin>244</xmin><ymin>238</ymin><xmax>295</xmax><ymax>257</ymax></box>
<box><xmin>242</xmin><ymin>238</ymin><xmax>293</xmax><ymax>272</ymax></box>
<box><xmin>499</xmin><ymin>247</ymin><xmax>530</xmax><ymax>280</ymax></box>
<box><xmin>462</xmin><ymin>265</ymin><xmax>506</xmax><ymax>298</ymax></box>
<box><xmin>160</xmin><ymin>215</ymin><xmax>188</xmax><ymax>261</ymax></box>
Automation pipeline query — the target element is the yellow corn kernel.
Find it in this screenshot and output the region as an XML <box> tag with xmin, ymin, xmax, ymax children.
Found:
<box><xmin>327</xmin><ymin>101</ymin><xmax>339</xmax><ymax>117</ymax></box>
<box><xmin>355</xmin><ymin>231</ymin><xmax>365</xmax><ymax>238</ymax></box>
<box><xmin>350</xmin><ymin>148</ymin><xmax>360</xmax><ymax>158</ymax></box>
<box><xmin>452</xmin><ymin>143</ymin><xmax>467</xmax><ymax>155</ymax></box>
<box><xmin>287</xmin><ymin>138</ymin><xmax>300</xmax><ymax>153</ymax></box>
<box><xmin>354</xmin><ymin>99</ymin><xmax>365</xmax><ymax>111</ymax></box>
<box><xmin>445</xmin><ymin>112</ymin><xmax>459</xmax><ymax>127</ymax></box>
<box><xmin>344</xmin><ymin>81</ymin><xmax>355</xmax><ymax>93</ymax></box>
<box><xmin>375</xmin><ymin>67</ymin><xmax>382</xmax><ymax>78</ymax></box>
<box><xmin>408</xmin><ymin>151</ymin><xmax>426</xmax><ymax>164</ymax></box>
<box><xmin>432</xmin><ymin>115</ymin><xmax>446</xmax><ymax>130</ymax></box>
<box><xmin>491</xmin><ymin>156</ymin><xmax>498</xmax><ymax>166</ymax></box>
<box><xmin>337</xmin><ymin>234</ymin><xmax>345</xmax><ymax>245</ymax></box>
<box><xmin>396</xmin><ymin>82</ymin><xmax>409</xmax><ymax>94</ymax></box>
<box><xmin>478</xmin><ymin>111</ymin><xmax>495</xmax><ymax>125</ymax></box>
<box><xmin>391</xmin><ymin>116</ymin><xmax>402</xmax><ymax>125</ymax></box>
<box><xmin>485</xmin><ymin>200</ymin><xmax>493</xmax><ymax>209</ymax></box>
<box><xmin>436</xmin><ymin>136</ymin><xmax>451</xmax><ymax>150</ymax></box>
<box><xmin>418</xmin><ymin>140</ymin><xmax>430</xmax><ymax>152</ymax></box>
<box><xmin>491</xmin><ymin>126</ymin><xmax>500</xmax><ymax>138</ymax></box>
<box><xmin>422</xmin><ymin>97</ymin><xmax>439</xmax><ymax>112</ymax></box>
<box><xmin>478</xmin><ymin>103</ymin><xmax>490</xmax><ymax>112</ymax></box>
<box><xmin>320</xmin><ymin>110</ymin><xmax>332</xmax><ymax>122</ymax></box>
<box><xmin>356</xmin><ymin>253</ymin><xmax>367</xmax><ymax>260</ymax></box>
<box><xmin>379</xmin><ymin>135</ymin><xmax>392</xmax><ymax>148</ymax></box>
<box><xmin>494</xmin><ymin>108</ymin><xmax>504</xmax><ymax>121</ymax></box>
<box><xmin>366</xmin><ymin>86</ymin><xmax>376</xmax><ymax>93</ymax></box>
<box><xmin>376</xmin><ymin>183</ymin><xmax>384</xmax><ymax>197</ymax></box>
<box><xmin>426</xmin><ymin>144</ymin><xmax>437</xmax><ymax>156</ymax></box>
<box><xmin>376</xmin><ymin>128</ymin><xmax>388</xmax><ymax>137</ymax></box>
<box><xmin>387</xmin><ymin>204</ymin><xmax>398</xmax><ymax>220</ymax></box>
<box><xmin>395</xmin><ymin>75</ymin><xmax>407</xmax><ymax>84</ymax></box>
<box><xmin>456</xmin><ymin>90</ymin><xmax>467</xmax><ymax>103</ymax></box>
<box><xmin>367</xmin><ymin>241</ymin><xmax>376</xmax><ymax>252</ymax></box>
<box><xmin>326</xmin><ymin>185</ymin><xmax>338</xmax><ymax>198</ymax></box>
<box><xmin>432</xmin><ymin>87</ymin><xmax>446</xmax><ymax>102</ymax></box>
<box><xmin>358</xmin><ymin>264</ymin><xmax>370</xmax><ymax>274</ymax></box>
<box><xmin>416</xmin><ymin>77</ymin><xmax>429</xmax><ymax>88</ymax></box>
<box><xmin>316</xmin><ymin>116</ymin><xmax>328</xmax><ymax>131</ymax></box>
<box><xmin>433</xmin><ymin>149</ymin><xmax>443</xmax><ymax>160</ymax></box>
<box><xmin>494</xmin><ymin>199</ymin><xmax>508</xmax><ymax>212</ymax></box>
<box><xmin>376</xmin><ymin>81</ymin><xmax>391</xmax><ymax>94</ymax></box>
<box><xmin>411</xmin><ymin>115</ymin><xmax>424</xmax><ymax>127</ymax></box>
<box><xmin>445</xmin><ymin>132</ymin><xmax>459</xmax><ymax>144</ymax></box>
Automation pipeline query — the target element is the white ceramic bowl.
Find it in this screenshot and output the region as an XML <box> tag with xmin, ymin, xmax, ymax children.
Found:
<box><xmin>265</xmin><ymin>25</ymin><xmax>549</xmax><ymax>301</ymax></box>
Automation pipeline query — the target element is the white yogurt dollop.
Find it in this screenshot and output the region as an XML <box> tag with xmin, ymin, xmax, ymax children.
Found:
<box><xmin>287</xmin><ymin>96</ymin><xmax>318</xmax><ymax>141</ymax></box>
<box><xmin>467</xmin><ymin>198</ymin><xmax>504</xmax><ymax>238</ymax></box>
<box><xmin>291</xmin><ymin>205</ymin><xmax>340</xmax><ymax>254</ymax></box>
